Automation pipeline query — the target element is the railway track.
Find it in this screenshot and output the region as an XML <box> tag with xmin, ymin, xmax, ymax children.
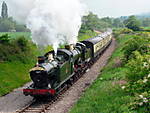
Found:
<box><xmin>16</xmin><ymin>73</ymin><xmax>83</xmax><ymax>113</ymax></box>
<box><xmin>16</xmin><ymin>88</ymin><xmax>67</xmax><ymax>113</ymax></box>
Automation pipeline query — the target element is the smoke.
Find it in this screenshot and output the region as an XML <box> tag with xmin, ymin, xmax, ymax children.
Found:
<box><xmin>5</xmin><ymin>0</ymin><xmax>87</xmax><ymax>53</ymax></box>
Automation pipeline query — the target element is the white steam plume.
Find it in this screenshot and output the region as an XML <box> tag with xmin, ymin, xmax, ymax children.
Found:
<box><xmin>5</xmin><ymin>0</ymin><xmax>87</xmax><ymax>53</ymax></box>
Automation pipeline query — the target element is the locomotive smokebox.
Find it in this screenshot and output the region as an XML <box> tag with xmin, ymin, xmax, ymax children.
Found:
<box><xmin>65</xmin><ymin>44</ymin><xmax>74</xmax><ymax>51</ymax></box>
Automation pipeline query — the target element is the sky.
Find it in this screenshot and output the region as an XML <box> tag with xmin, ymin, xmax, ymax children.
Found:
<box><xmin>0</xmin><ymin>0</ymin><xmax>150</xmax><ymax>18</ymax></box>
<box><xmin>84</xmin><ymin>0</ymin><xmax>150</xmax><ymax>17</ymax></box>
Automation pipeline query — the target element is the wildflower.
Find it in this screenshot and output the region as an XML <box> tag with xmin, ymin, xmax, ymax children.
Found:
<box><xmin>139</xmin><ymin>95</ymin><xmax>144</xmax><ymax>98</ymax></box>
<box><xmin>143</xmin><ymin>98</ymin><xmax>148</xmax><ymax>103</ymax></box>
<box><xmin>148</xmin><ymin>74</ymin><xmax>150</xmax><ymax>78</ymax></box>
<box><xmin>99</xmin><ymin>77</ymin><xmax>103</xmax><ymax>80</ymax></box>
<box><xmin>143</xmin><ymin>62</ymin><xmax>149</xmax><ymax>68</ymax></box>
<box><xmin>121</xmin><ymin>86</ymin><xmax>125</xmax><ymax>89</ymax></box>
<box><xmin>143</xmin><ymin>79</ymin><xmax>148</xmax><ymax>83</ymax></box>
<box><xmin>139</xmin><ymin>102</ymin><xmax>143</xmax><ymax>106</ymax></box>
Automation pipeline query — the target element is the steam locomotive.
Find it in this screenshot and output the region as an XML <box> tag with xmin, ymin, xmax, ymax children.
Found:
<box><xmin>23</xmin><ymin>30</ymin><xmax>112</xmax><ymax>97</ymax></box>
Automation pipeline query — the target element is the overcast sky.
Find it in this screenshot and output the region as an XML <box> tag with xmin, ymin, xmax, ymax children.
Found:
<box><xmin>84</xmin><ymin>0</ymin><xmax>150</xmax><ymax>17</ymax></box>
<box><xmin>0</xmin><ymin>0</ymin><xmax>150</xmax><ymax>18</ymax></box>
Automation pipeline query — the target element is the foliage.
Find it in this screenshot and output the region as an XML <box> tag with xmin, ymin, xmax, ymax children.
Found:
<box><xmin>124</xmin><ymin>15</ymin><xmax>141</xmax><ymax>31</ymax></box>
<box><xmin>70</xmin><ymin>31</ymin><xmax>150</xmax><ymax>113</ymax></box>
<box><xmin>80</xmin><ymin>12</ymin><xmax>124</xmax><ymax>32</ymax></box>
<box><xmin>113</xmin><ymin>28</ymin><xmax>133</xmax><ymax>37</ymax></box>
<box><xmin>0</xmin><ymin>18</ymin><xmax>15</xmax><ymax>32</ymax></box>
<box><xmin>78</xmin><ymin>30</ymin><xmax>98</xmax><ymax>41</ymax></box>
<box><xmin>0</xmin><ymin>34</ymin><xmax>37</xmax><ymax>63</ymax></box>
<box><xmin>0</xmin><ymin>34</ymin><xmax>10</xmax><ymax>44</ymax></box>
<box><xmin>119</xmin><ymin>32</ymin><xmax>150</xmax><ymax>112</ymax></box>
<box><xmin>0</xmin><ymin>34</ymin><xmax>38</xmax><ymax>96</ymax></box>
<box><xmin>112</xmin><ymin>18</ymin><xmax>124</xmax><ymax>28</ymax></box>
<box><xmin>0</xmin><ymin>17</ymin><xmax>29</xmax><ymax>32</ymax></box>
<box><xmin>141</xmin><ymin>18</ymin><xmax>150</xmax><ymax>27</ymax></box>
<box><xmin>123</xmin><ymin>35</ymin><xmax>150</xmax><ymax>62</ymax></box>
<box><xmin>123</xmin><ymin>74</ymin><xmax>150</xmax><ymax>112</ymax></box>
<box><xmin>80</xmin><ymin>12</ymin><xmax>104</xmax><ymax>32</ymax></box>
<box><xmin>125</xmin><ymin>51</ymin><xmax>150</xmax><ymax>82</ymax></box>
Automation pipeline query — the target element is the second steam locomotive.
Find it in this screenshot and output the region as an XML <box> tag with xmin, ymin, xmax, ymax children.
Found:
<box><xmin>23</xmin><ymin>30</ymin><xmax>112</xmax><ymax>97</ymax></box>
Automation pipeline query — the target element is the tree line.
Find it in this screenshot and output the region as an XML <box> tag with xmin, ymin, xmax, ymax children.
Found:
<box><xmin>80</xmin><ymin>12</ymin><xmax>150</xmax><ymax>33</ymax></box>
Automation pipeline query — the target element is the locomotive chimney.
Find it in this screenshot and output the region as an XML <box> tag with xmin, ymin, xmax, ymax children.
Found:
<box><xmin>65</xmin><ymin>44</ymin><xmax>74</xmax><ymax>51</ymax></box>
<box><xmin>38</xmin><ymin>56</ymin><xmax>46</xmax><ymax>64</ymax></box>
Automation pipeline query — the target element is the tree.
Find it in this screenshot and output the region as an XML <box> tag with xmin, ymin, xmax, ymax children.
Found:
<box><xmin>142</xmin><ymin>18</ymin><xmax>150</xmax><ymax>27</ymax></box>
<box><xmin>0</xmin><ymin>19</ymin><xmax>15</xmax><ymax>32</ymax></box>
<box><xmin>1</xmin><ymin>1</ymin><xmax>8</xmax><ymax>19</ymax></box>
<box><xmin>80</xmin><ymin>12</ymin><xmax>112</xmax><ymax>32</ymax></box>
<box><xmin>15</xmin><ymin>24</ymin><xmax>27</xmax><ymax>32</ymax></box>
<box><xmin>112</xmin><ymin>18</ymin><xmax>124</xmax><ymax>28</ymax></box>
<box><xmin>124</xmin><ymin>15</ymin><xmax>141</xmax><ymax>31</ymax></box>
<box><xmin>101</xmin><ymin>17</ymin><xmax>113</xmax><ymax>27</ymax></box>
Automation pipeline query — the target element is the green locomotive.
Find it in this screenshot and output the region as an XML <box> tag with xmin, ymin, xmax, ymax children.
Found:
<box><xmin>23</xmin><ymin>30</ymin><xmax>112</xmax><ymax>97</ymax></box>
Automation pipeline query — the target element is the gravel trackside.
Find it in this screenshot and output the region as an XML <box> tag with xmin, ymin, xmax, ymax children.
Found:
<box><xmin>0</xmin><ymin>82</ymin><xmax>33</xmax><ymax>113</ymax></box>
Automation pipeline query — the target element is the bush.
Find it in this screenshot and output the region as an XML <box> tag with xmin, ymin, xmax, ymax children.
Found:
<box><xmin>113</xmin><ymin>28</ymin><xmax>133</xmax><ymax>38</ymax></box>
<box><xmin>123</xmin><ymin>74</ymin><xmax>150</xmax><ymax>112</ymax></box>
<box><xmin>12</xmin><ymin>37</ymin><xmax>29</xmax><ymax>52</ymax></box>
<box><xmin>123</xmin><ymin>35</ymin><xmax>150</xmax><ymax>62</ymax></box>
<box><xmin>0</xmin><ymin>34</ymin><xmax>10</xmax><ymax>44</ymax></box>
<box><xmin>120</xmin><ymin>33</ymin><xmax>150</xmax><ymax>112</ymax></box>
<box><xmin>0</xmin><ymin>36</ymin><xmax>37</xmax><ymax>63</ymax></box>
<box><xmin>126</xmin><ymin>51</ymin><xmax>150</xmax><ymax>82</ymax></box>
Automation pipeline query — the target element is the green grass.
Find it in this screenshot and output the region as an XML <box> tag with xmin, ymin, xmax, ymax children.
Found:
<box><xmin>0</xmin><ymin>32</ymin><xmax>31</xmax><ymax>39</ymax></box>
<box><xmin>0</xmin><ymin>61</ymin><xmax>34</xmax><ymax>96</ymax></box>
<box><xmin>70</xmin><ymin>34</ymin><xmax>137</xmax><ymax>113</ymax></box>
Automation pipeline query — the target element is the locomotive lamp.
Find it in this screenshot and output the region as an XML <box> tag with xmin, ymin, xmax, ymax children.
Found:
<box><xmin>65</xmin><ymin>44</ymin><xmax>75</xmax><ymax>51</ymax></box>
<box><xmin>48</xmin><ymin>53</ymin><xmax>54</xmax><ymax>62</ymax></box>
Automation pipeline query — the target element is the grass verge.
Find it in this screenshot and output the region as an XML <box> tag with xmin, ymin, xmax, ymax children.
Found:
<box><xmin>0</xmin><ymin>61</ymin><xmax>34</xmax><ymax>96</ymax></box>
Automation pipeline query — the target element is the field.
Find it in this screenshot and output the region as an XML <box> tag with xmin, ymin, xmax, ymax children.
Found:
<box><xmin>0</xmin><ymin>32</ymin><xmax>31</xmax><ymax>39</ymax></box>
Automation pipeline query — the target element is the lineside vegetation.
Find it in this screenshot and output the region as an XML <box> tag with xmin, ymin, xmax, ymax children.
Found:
<box><xmin>0</xmin><ymin>34</ymin><xmax>38</xmax><ymax>96</ymax></box>
<box><xmin>70</xmin><ymin>28</ymin><xmax>150</xmax><ymax>113</ymax></box>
